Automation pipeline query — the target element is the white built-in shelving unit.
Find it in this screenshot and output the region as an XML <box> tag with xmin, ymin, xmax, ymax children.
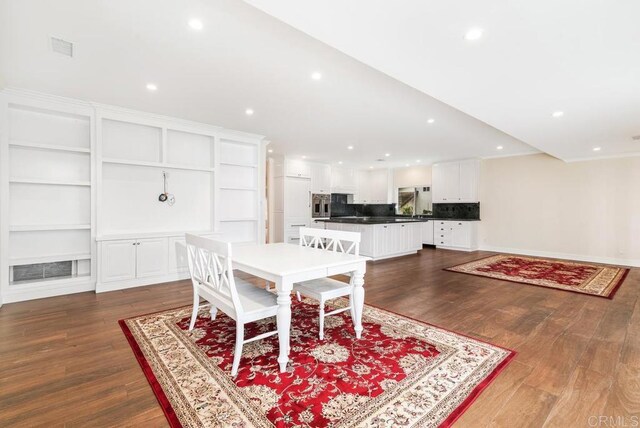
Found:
<box><xmin>0</xmin><ymin>89</ymin><xmax>267</xmax><ymax>304</ymax></box>
<box><xmin>0</xmin><ymin>91</ymin><xmax>96</xmax><ymax>304</ymax></box>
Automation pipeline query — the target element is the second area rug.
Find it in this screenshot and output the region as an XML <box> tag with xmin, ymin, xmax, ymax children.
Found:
<box><xmin>446</xmin><ymin>254</ymin><xmax>629</xmax><ymax>298</ymax></box>
<box><xmin>120</xmin><ymin>298</ymin><xmax>514</xmax><ymax>427</ymax></box>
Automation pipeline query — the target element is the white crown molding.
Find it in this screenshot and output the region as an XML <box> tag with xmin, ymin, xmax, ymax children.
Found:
<box><xmin>479</xmin><ymin>151</ymin><xmax>542</xmax><ymax>161</ymax></box>
<box><xmin>563</xmin><ymin>151</ymin><xmax>640</xmax><ymax>163</ymax></box>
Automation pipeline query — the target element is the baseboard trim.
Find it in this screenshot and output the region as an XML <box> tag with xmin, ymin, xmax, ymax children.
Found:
<box><xmin>3</xmin><ymin>281</ymin><xmax>95</xmax><ymax>304</ymax></box>
<box><xmin>479</xmin><ymin>245</ymin><xmax>640</xmax><ymax>268</ymax></box>
<box><xmin>96</xmin><ymin>272</ymin><xmax>190</xmax><ymax>293</ymax></box>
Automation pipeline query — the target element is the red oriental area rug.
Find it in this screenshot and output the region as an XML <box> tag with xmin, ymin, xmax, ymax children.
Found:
<box><xmin>120</xmin><ymin>298</ymin><xmax>514</xmax><ymax>427</ymax></box>
<box><xmin>446</xmin><ymin>254</ymin><xmax>629</xmax><ymax>298</ymax></box>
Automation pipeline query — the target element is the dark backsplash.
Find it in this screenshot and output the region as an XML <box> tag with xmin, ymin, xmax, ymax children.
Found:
<box><xmin>432</xmin><ymin>203</ymin><xmax>480</xmax><ymax>220</ymax></box>
<box><xmin>330</xmin><ymin>195</ymin><xmax>396</xmax><ymax>218</ymax></box>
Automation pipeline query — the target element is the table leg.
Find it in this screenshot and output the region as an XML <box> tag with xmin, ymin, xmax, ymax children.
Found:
<box><xmin>276</xmin><ymin>280</ymin><xmax>292</xmax><ymax>373</ymax></box>
<box><xmin>352</xmin><ymin>270</ymin><xmax>365</xmax><ymax>339</ymax></box>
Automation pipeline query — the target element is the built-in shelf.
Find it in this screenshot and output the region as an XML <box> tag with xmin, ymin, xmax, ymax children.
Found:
<box><xmin>9</xmin><ymin>253</ymin><xmax>92</xmax><ymax>266</ymax></box>
<box><xmin>219</xmin><ymin>218</ymin><xmax>258</xmax><ymax>222</ymax></box>
<box><xmin>219</xmin><ymin>186</ymin><xmax>257</xmax><ymax>191</ymax></box>
<box><xmin>96</xmin><ymin>229</ymin><xmax>219</xmax><ymax>241</ymax></box>
<box><xmin>9</xmin><ymin>178</ymin><xmax>92</xmax><ymax>187</ymax></box>
<box><xmin>9</xmin><ymin>140</ymin><xmax>91</xmax><ymax>154</ymax></box>
<box><xmin>102</xmin><ymin>158</ymin><xmax>214</xmax><ymax>172</ymax></box>
<box><xmin>219</xmin><ymin>161</ymin><xmax>258</xmax><ymax>168</ymax></box>
<box><xmin>9</xmin><ymin>224</ymin><xmax>91</xmax><ymax>232</ymax></box>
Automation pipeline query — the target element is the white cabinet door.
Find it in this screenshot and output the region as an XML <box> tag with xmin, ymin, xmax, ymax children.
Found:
<box><xmin>443</xmin><ymin>163</ymin><xmax>460</xmax><ymax>202</ymax></box>
<box><xmin>100</xmin><ymin>240</ymin><xmax>137</xmax><ymax>283</ymax></box>
<box><xmin>285</xmin><ymin>159</ymin><xmax>311</xmax><ymax>178</ymax></box>
<box><xmin>458</xmin><ymin>160</ymin><xmax>479</xmax><ymax>202</ymax></box>
<box><xmin>331</xmin><ymin>167</ymin><xmax>356</xmax><ymax>192</ymax></box>
<box><xmin>422</xmin><ymin>221</ymin><xmax>434</xmax><ymax>245</ymax></box>
<box><xmin>369</xmin><ymin>169</ymin><xmax>389</xmax><ymax>203</ymax></box>
<box><xmin>136</xmin><ymin>238</ymin><xmax>168</xmax><ymax>278</ymax></box>
<box><xmin>451</xmin><ymin>222</ymin><xmax>472</xmax><ymax>248</ymax></box>
<box><xmin>310</xmin><ymin>163</ymin><xmax>331</xmax><ymax>193</ymax></box>
<box><xmin>168</xmin><ymin>236</ymin><xmax>188</xmax><ymax>274</ymax></box>
<box><xmin>285</xmin><ymin>177</ymin><xmax>311</xmax><ymax>218</ymax></box>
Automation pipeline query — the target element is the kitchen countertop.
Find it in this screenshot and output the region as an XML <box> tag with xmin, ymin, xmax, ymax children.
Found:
<box><xmin>315</xmin><ymin>216</ymin><xmax>480</xmax><ymax>224</ymax></box>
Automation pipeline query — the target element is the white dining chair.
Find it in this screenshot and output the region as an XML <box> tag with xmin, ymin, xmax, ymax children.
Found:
<box><xmin>293</xmin><ymin>227</ymin><xmax>361</xmax><ymax>340</ymax></box>
<box><xmin>185</xmin><ymin>234</ymin><xmax>279</xmax><ymax>377</ymax></box>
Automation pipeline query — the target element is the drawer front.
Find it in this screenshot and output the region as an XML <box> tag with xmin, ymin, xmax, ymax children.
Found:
<box><xmin>285</xmin><ymin>230</ymin><xmax>302</xmax><ymax>245</ymax></box>
<box><xmin>285</xmin><ymin>218</ymin><xmax>311</xmax><ymax>229</ymax></box>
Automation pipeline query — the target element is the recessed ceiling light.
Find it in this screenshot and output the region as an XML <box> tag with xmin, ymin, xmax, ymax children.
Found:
<box><xmin>405</xmin><ymin>164</ymin><xmax>410</xmax><ymax>167</ymax></box>
<box><xmin>552</xmin><ymin>111</ymin><xmax>564</xmax><ymax>118</ymax></box>
<box><xmin>593</xmin><ymin>147</ymin><xmax>601</xmax><ymax>152</ymax></box>
<box><xmin>245</xmin><ymin>108</ymin><xmax>254</xmax><ymax>116</ymax></box>
<box><xmin>427</xmin><ymin>118</ymin><xmax>435</xmax><ymax>124</ymax></box>
<box><xmin>347</xmin><ymin>145</ymin><xmax>354</xmax><ymax>150</ymax></box>
<box><xmin>188</xmin><ymin>19</ymin><xmax>203</xmax><ymax>30</ymax></box>
<box><xmin>338</xmin><ymin>161</ymin><xmax>343</xmax><ymax>165</ymax></box>
<box><xmin>301</xmin><ymin>155</ymin><xmax>307</xmax><ymax>159</ymax></box>
<box><xmin>267</xmin><ymin>149</ymin><xmax>273</xmax><ymax>153</ymax></box>
<box><xmin>416</xmin><ymin>159</ymin><xmax>421</xmax><ymax>163</ymax></box>
<box><xmin>385</xmin><ymin>153</ymin><xmax>391</xmax><ymax>157</ymax></box>
<box><xmin>369</xmin><ymin>166</ymin><xmax>373</xmax><ymax>169</ymax></box>
<box><xmin>146</xmin><ymin>83</ymin><xmax>157</xmax><ymax>91</ymax></box>
<box><xmin>311</xmin><ymin>72</ymin><xmax>322</xmax><ymax>80</ymax></box>
<box><xmin>496</xmin><ymin>146</ymin><xmax>504</xmax><ymax>150</ymax></box>
<box><xmin>464</xmin><ymin>28</ymin><xmax>484</xmax><ymax>41</ymax></box>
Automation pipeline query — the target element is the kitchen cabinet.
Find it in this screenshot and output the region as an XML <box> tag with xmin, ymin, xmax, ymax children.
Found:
<box><xmin>422</xmin><ymin>220</ymin><xmax>434</xmax><ymax>245</ymax></box>
<box><xmin>331</xmin><ymin>167</ymin><xmax>356</xmax><ymax>193</ymax></box>
<box><xmin>354</xmin><ymin>169</ymin><xmax>389</xmax><ymax>203</ymax></box>
<box><xmin>432</xmin><ymin>160</ymin><xmax>479</xmax><ymax>203</ymax></box>
<box><xmin>310</xmin><ymin>163</ymin><xmax>331</xmax><ymax>194</ymax></box>
<box><xmin>285</xmin><ymin>159</ymin><xmax>311</xmax><ymax>178</ymax></box>
<box><xmin>433</xmin><ymin>220</ymin><xmax>478</xmax><ymax>251</ymax></box>
<box><xmin>284</xmin><ymin>177</ymin><xmax>311</xmax><ymax>218</ymax></box>
<box><xmin>136</xmin><ymin>238</ymin><xmax>168</xmax><ymax>278</ymax></box>
<box><xmin>325</xmin><ymin>222</ymin><xmax>422</xmax><ymax>260</ymax></box>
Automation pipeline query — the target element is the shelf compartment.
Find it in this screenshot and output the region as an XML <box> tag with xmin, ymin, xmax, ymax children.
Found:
<box><xmin>9</xmin><ymin>140</ymin><xmax>91</xmax><ymax>153</ymax></box>
<box><xmin>9</xmin><ymin>178</ymin><xmax>91</xmax><ymax>186</ymax></box>
<box><xmin>9</xmin><ymin>224</ymin><xmax>91</xmax><ymax>232</ymax></box>
<box><xmin>102</xmin><ymin>158</ymin><xmax>214</xmax><ymax>172</ymax></box>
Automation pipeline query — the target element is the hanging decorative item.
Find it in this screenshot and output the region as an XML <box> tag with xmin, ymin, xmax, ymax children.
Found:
<box><xmin>158</xmin><ymin>171</ymin><xmax>175</xmax><ymax>206</ymax></box>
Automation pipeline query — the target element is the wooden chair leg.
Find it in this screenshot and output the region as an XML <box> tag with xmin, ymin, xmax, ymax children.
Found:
<box><xmin>210</xmin><ymin>306</ymin><xmax>218</xmax><ymax>320</ymax></box>
<box><xmin>189</xmin><ymin>292</ymin><xmax>199</xmax><ymax>331</ymax></box>
<box><xmin>349</xmin><ymin>292</ymin><xmax>356</xmax><ymax>326</ymax></box>
<box><xmin>296</xmin><ymin>291</ymin><xmax>302</xmax><ymax>301</ymax></box>
<box><xmin>319</xmin><ymin>299</ymin><xmax>325</xmax><ymax>340</ymax></box>
<box><xmin>231</xmin><ymin>322</ymin><xmax>245</xmax><ymax>377</ymax></box>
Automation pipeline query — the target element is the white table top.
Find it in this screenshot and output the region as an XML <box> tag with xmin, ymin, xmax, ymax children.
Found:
<box><xmin>232</xmin><ymin>242</ymin><xmax>368</xmax><ymax>277</ymax></box>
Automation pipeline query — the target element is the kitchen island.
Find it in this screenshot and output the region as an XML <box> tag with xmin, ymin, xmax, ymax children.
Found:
<box><xmin>316</xmin><ymin>217</ymin><xmax>424</xmax><ymax>260</ymax></box>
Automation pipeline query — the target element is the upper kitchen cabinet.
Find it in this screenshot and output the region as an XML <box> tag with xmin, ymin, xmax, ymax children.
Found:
<box><xmin>309</xmin><ymin>163</ymin><xmax>331</xmax><ymax>194</ymax></box>
<box><xmin>331</xmin><ymin>166</ymin><xmax>357</xmax><ymax>193</ymax></box>
<box><xmin>432</xmin><ymin>159</ymin><xmax>479</xmax><ymax>203</ymax></box>
<box><xmin>285</xmin><ymin>159</ymin><xmax>311</xmax><ymax>178</ymax></box>
<box><xmin>355</xmin><ymin>169</ymin><xmax>390</xmax><ymax>203</ymax></box>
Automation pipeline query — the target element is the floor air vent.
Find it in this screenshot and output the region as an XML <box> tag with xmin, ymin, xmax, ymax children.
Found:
<box><xmin>11</xmin><ymin>261</ymin><xmax>73</xmax><ymax>283</ymax></box>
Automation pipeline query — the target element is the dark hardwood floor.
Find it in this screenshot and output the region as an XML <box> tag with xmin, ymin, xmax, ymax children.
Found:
<box><xmin>1</xmin><ymin>248</ymin><xmax>638</xmax><ymax>427</ymax></box>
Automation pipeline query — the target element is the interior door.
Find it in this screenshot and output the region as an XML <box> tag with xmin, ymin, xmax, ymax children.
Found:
<box><xmin>136</xmin><ymin>238</ymin><xmax>168</xmax><ymax>278</ymax></box>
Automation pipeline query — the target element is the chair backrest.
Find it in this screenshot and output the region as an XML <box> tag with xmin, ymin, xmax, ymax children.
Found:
<box><xmin>299</xmin><ymin>227</ymin><xmax>361</xmax><ymax>256</ymax></box>
<box><xmin>185</xmin><ymin>234</ymin><xmax>243</xmax><ymax>318</ymax></box>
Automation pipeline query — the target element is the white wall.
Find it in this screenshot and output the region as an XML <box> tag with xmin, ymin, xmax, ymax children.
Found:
<box><xmin>479</xmin><ymin>153</ymin><xmax>640</xmax><ymax>266</ymax></box>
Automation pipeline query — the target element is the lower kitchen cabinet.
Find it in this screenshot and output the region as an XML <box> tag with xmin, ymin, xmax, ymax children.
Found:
<box><xmin>433</xmin><ymin>220</ymin><xmax>478</xmax><ymax>251</ymax></box>
<box><xmin>325</xmin><ymin>222</ymin><xmax>422</xmax><ymax>260</ymax></box>
<box><xmin>422</xmin><ymin>220</ymin><xmax>434</xmax><ymax>245</ymax></box>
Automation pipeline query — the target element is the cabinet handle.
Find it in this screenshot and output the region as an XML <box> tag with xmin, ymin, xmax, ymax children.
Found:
<box><xmin>291</xmin><ymin>224</ymin><xmax>306</xmax><ymax>227</ymax></box>
<box><xmin>401</xmin><ymin>225</ymin><xmax>405</xmax><ymax>227</ymax></box>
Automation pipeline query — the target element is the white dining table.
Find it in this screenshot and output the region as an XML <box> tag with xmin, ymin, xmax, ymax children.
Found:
<box><xmin>232</xmin><ymin>242</ymin><xmax>368</xmax><ymax>373</ymax></box>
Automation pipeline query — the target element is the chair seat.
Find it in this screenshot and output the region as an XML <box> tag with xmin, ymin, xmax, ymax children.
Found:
<box><xmin>235</xmin><ymin>277</ymin><xmax>279</xmax><ymax>314</ymax></box>
<box><xmin>294</xmin><ymin>277</ymin><xmax>352</xmax><ymax>300</ymax></box>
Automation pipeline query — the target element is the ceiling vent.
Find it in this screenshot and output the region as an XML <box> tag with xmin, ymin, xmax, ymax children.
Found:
<box><xmin>376</xmin><ymin>158</ymin><xmax>385</xmax><ymax>162</ymax></box>
<box><xmin>51</xmin><ymin>37</ymin><xmax>73</xmax><ymax>57</ymax></box>
<box><xmin>632</xmin><ymin>135</ymin><xmax>640</xmax><ymax>141</ymax></box>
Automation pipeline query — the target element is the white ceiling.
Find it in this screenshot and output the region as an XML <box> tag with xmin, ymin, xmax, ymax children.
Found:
<box><xmin>245</xmin><ymin>0</ymin><xmax>640</xmax><ymax>162</ymax></box>
<box><xmin>0</xmin><ymin>0</ymin><xmax>538</xmax><ymax>169</ymax></box>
